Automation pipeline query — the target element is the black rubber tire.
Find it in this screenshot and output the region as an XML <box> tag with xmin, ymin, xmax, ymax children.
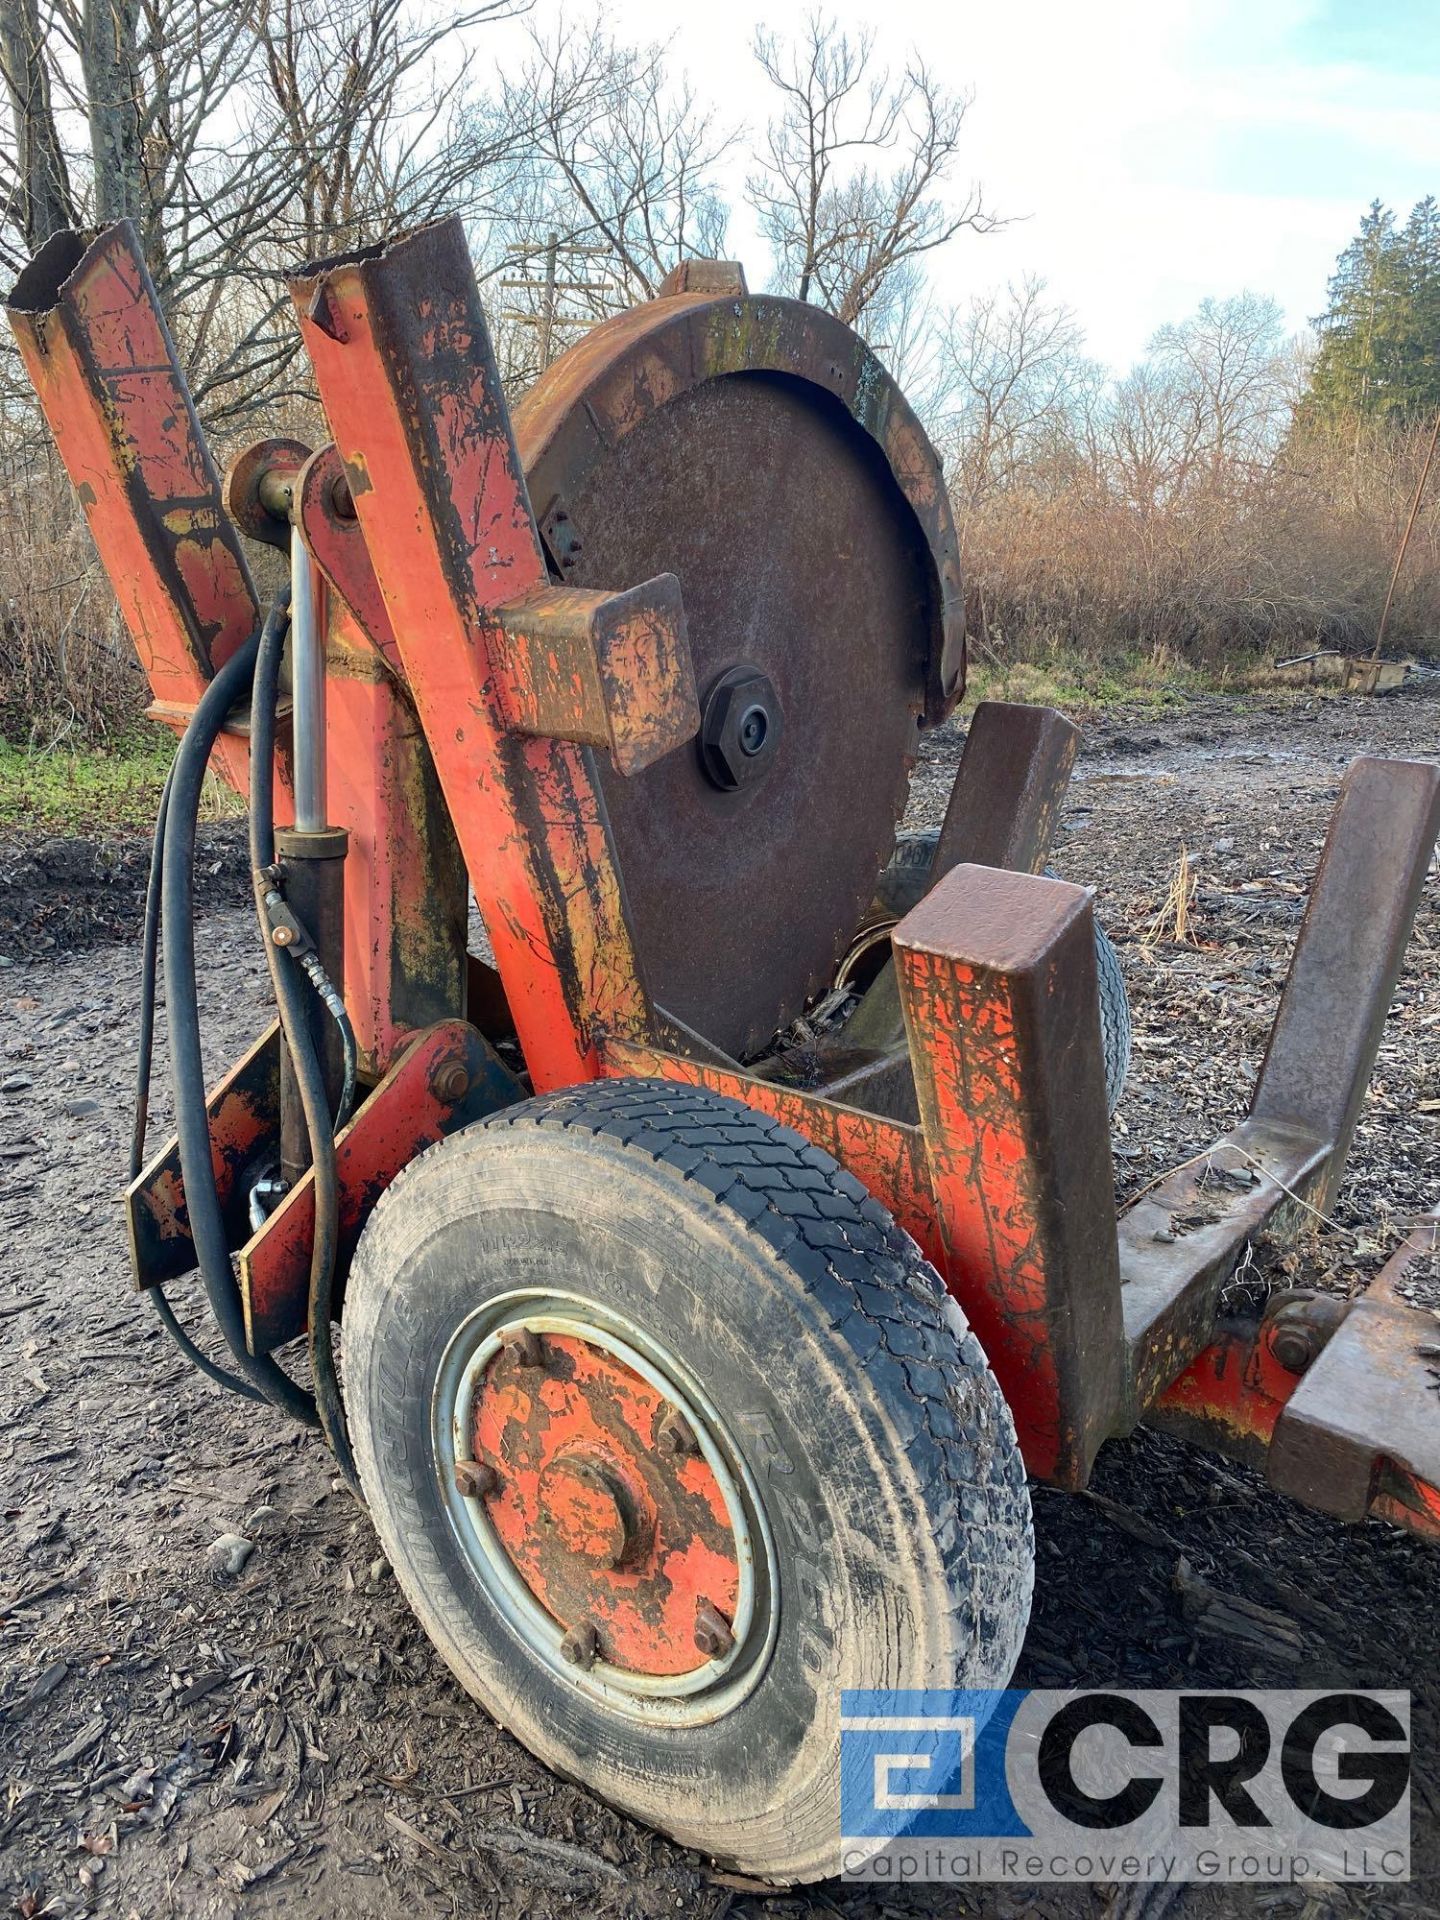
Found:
<box><xmin>344</xmin><ymin>1078</ymin><xmax>1033</xmax><ymax>1883</ymax></box>
<box><xmin>872</xmin><ymin>830</ymin><xmax>1132</xmax><ymax>1116</ymax></box>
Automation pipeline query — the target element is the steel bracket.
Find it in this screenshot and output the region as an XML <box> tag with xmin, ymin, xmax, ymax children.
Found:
<box><xmin>126</xmin><ymin>1024</ymin><xmax>281</xmax><ymax>1290</ymax></box>
<box><xmin>1267</xmin><ymin>1219</ymin><xmax>1440</xmax><ymax>1530</ymax></box>
<box><xmin>239</xmin><ymin>1019</ymin><xmax>522</xmax><ymax>1353</ymax></box>
<box><xmin>492</xmin><ymin>577</ymin><xmax>698</xmax><ymax>775</ymax></box>
<box><xmin>894</xmin><ymin>863</ymin><xmax>1125</xmax><ymax>1485</ymax></box>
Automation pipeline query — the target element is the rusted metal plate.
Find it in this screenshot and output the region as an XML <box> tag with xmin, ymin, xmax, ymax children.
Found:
<box><xmin>295</xmin><ymin>444</ymin><xmax>405</xmax><ymax>675</ymax></box>
<box><xmin>1252</xmin><ymin>756</ymin><xmax>1440</xmax><ymax>1209</ymax></box>
<box><xmin>1268</xmin><ymin>1217</ymin><xmax>1440</xmax><ymax>1526</ymax></box>
<box><xmin>493</xmin><ymin>576</ymin><xmax>698</xmax><ymax>776</ymax></box>
<box><xmin>470</xmin><ymin>1331</ymin><xmax>739</xmax><ymax>1674</ymax></box>
<box><xmin>240</xmin><ymin>1020</ymin><xmax>521</xmax><ymax>1354</ymax></box>
<box><xmin>223</xmin><ymin>436</ymin><xmax>312</xmax><ymax>550</ymax></box>
<box><xmin>515</xmin><ymin>292</ymin><xmax>963</xmax><ymax>717</ymax></box>
<box><xmin>807</xmin><ymin>1045</ymin><xmax>919</xmax><ymax>1124</ymax></box>
<box><xmin>126</xmin><ymin>1024</ymin><xmax>280</xmax><ymax>1289</ymax></box>
<box><xmin>932</xmin><ymin>701</ymin><xmax>1079</xmax><ymax>878</ymax></box>
<box><xmin>324</xmin><ymin>646</ymin><xmax>468</xmax><ymax>1077</ymax></box>
<box><xmin>1117</xmin><ymin>1118</ymin><xmax>1331</xmax><ymax>1420</ymax></box>
<box><xmin>289</xmin><ymin>218</ymin><xmax>653</xmax><ymax>1092</ymax></box>
<box><xmin>1118</xmin><ymin>754</ymin><xmax>1440</xmax><ymax>1421</ymax></box>
<box><xmin>893</xmin><ymin>864</ymin><xmax>1124</xmax><ymax>1487</ymax></box>
<box><xmin>514</xmin><ymin>291</ymin><xmax>961</xmax><ymax>1059</ymax></box>
<box><xmin>656</xmin><ymin>259</ymin><xmax>748</xmax><ymax>297</ymax></box>
<box><xmin>1146</xmin><ymin>1319</ymin><xmax>1305</xmax><ymax>1475</ymax></box>
<box><xmin>6</xmin><ymin>222</ymin><xmax>260</xmax><ymax>787</ymax></box>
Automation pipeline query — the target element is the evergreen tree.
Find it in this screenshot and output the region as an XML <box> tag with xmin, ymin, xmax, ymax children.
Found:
<box><xmin>1397</xmin><ymin>194</ymin><xmax>1440</xmax><ymax>416</ymax></box>
<box><xmin>1302</xmin><ymin>198</ymin><xmax>1440</xmax><ymax>430</ymax></box>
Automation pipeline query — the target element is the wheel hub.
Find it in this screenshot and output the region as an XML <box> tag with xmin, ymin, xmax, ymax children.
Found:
<box><xmin>453</xmin><ymin>1316</ymin><xmax>750</xmax><ymax>1684</ymax></box>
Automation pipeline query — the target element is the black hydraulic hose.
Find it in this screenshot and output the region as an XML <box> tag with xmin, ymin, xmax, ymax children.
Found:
<box><xmin>133</xmin><ymin>758</ymin><xmax>266</xmax><ymax>1403</ymax></box>
<box><xmin>298</xmin><ymin>949</ymin><xmax>358</xmax><ymax>1131</ymax></box>
<box><xmin>131</xmin><ymin>755</ymin><xmax>172</xmax><ymax>1181</ymax></box>
<box><xmin>249</xmin><ymin>596</ymin><xmax>361</xmax><ymax>1496</ymax></box>
<box><xmin>246</xmin><ymin>584</ymin><xmax>287</xmax><ymax>878</ymax></box>
<box><xmin>163</xmin><ymin>618</ymin><xmax>319</xmax><ymax>1427</ymax></box>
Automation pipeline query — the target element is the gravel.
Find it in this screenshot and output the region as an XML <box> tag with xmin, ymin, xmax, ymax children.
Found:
<box><xmin>0</xmin><ymin>684</ymin><xmax>1437</xmax><ymax>1918</ymax></box>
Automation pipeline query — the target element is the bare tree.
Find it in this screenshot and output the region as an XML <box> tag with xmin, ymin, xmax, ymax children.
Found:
<box><xmin>747</xmin><ymin>11</ymin><xmax>996</xmax><ymax>331</ymax></box>
<box><xmin>934</xmin><ymin>276</ymin><xmax>1092</xmax><ymax>512</ymax></box>
<box><xmin>1102</xmin><ymin>360</ymin><xmax>1200</xmax><ymax>515</ymax></box>
<box><xmin>0</xmin><ymin>0</ymin><xmax>72</xmax><ymax>257</ymax></box>
<box><xmin>1146</xmin><ymin>292</ymin><xmax>1288</xmax><ymax>484</ymax></box>
<box><xmin>0</xmin><ymin>0</ymin><xmax>526</xmax><ymax>421</ymax></box>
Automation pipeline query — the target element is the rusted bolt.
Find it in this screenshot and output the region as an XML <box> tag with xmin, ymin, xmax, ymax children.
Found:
<box><xmin>430</xmin><ymin>1059</ymin><xmax>470</xmax><ymax>1104</ymax></box>
<box><xmin>560</xmin><ymin>1619</ymin><xmax>601</xmax><ymax>1670</ymax></box>
<box><xmin>693</xmin><ymin>1603</ymin><xmax>734</xmax><ymax>1661</ymax></box>
<box><xmin>1268</xmin><ymin>1321</ymin><xmax>1321</xmax><ymax>1373</ymax></box>
<box><xmin>271</xmin><ymin>925</ymin><xmax>295</xmax><ymax>948</ymax></box>
<box><xmin>454</xmin><ymin>1457</ymin><xmax>499</xmax><ymax>1500</ymax></box>
<box><xmin>503</xmin><ymin>1326</ymin><xmax>545</xmax><ymax>1369</ymax></box>
<box><xmin>654</xmin><ymin>1404</ymin><xmax>699</xmax><ymax>1458</ymax></box>
<box><xmin>330</xmin><ymin>472</ymin><xmax>356</xmax><ymax>520</ymax></box>
<box><xmin>1262</xmin><ymin>1289</ymin><xmax>1348</xmax><ymax>1375</ymax></box>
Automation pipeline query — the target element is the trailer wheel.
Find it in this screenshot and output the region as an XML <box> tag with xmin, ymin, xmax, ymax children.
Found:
<box><xmin>872</xmin><ymin>830</ymin><xmax>1132</xmax><ymax>1114</ymax></box>
<box><xmin>344</xmin><ymin>1079</ymin><xmax>1032</xmax><ymax>1883</ymax></box>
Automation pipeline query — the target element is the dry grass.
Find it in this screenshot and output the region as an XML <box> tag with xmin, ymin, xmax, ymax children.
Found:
<box><xmin>1</xmin><ymin>358</ymin><xmax>1436</xmax><ymax>741</ymax></box>
<box><xmin>960</xmin><ymin>416</ymin><xmax>1440</xmax><ymax>672</ymax></box>
<box><xmin>1141</xmin><ymin>845</ymin><xmax>1198</xmax><ymax>951</ymax></box>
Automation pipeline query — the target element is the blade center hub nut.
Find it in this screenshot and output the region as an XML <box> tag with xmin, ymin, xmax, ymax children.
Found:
<box><xmin>699</xmin><ymin>666</ymin><xmax>783</xmax><ymax>791</ymax></box>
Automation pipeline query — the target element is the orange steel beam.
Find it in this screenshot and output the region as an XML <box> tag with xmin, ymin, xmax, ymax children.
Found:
<box><xmin>893</xmin><ymin>864</ymin><xmax>1125</xmax><ymax>1486</ymax></box>
<box><xmin>240</xmin><ymin>1020</ymin><xmax>522</xmax><ymax>1354</ymax></box>
<box><xmin>288</xmin><ymin>218</ymin><xmax>684</xmax><ymax>1089</ymax></box>
<box><xmin>324</xmin><ymin>616</ymin><xmax>469</xmax><ymax>1077</ymax></box>
<box><xmin>6</xmin><ymin>225</ymin><xmax>259</xmax><ymax>777</ymax></box>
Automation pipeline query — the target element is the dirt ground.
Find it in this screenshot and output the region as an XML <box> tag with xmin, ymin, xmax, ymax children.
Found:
<box><xmin>1</xmin><ymin>685</ymin><xmax>1437</xmax><ymax>1920</ymax></box>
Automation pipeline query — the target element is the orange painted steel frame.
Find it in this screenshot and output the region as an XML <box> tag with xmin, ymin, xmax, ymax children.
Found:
<box><xmin>7</xmin><ymin>224</ymin><xmax>466</xmax><ymax>1082</ymax></box>
<box><xmin>289</xmin><ymin>222</ymin><xmax>667</xmax><ymax>1095</ymax></box>
<box><xmin>13</xmin><ymin>217</ymin><xmax>1440</xmax><ymax>1545</ymax></box>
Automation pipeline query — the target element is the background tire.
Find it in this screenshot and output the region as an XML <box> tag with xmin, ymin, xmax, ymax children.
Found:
<box><xmin>344</xmin><ymin>1078</ymin><xmax>1033</xmax><ymax>1883</ymax></box>
<box><xmin>872</xmin><ymin>829</ymin><xmax>1132</xmax><ymax>1115</ymax></box>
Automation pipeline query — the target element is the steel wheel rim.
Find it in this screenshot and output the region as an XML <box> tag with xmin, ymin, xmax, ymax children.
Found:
<box><xmin>432</xmin><ymin>1288</ymin><xmax>779</xmax><ymax>1726</ymax></box>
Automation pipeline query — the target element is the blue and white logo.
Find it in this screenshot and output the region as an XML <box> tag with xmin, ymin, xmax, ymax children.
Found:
<box><xmin>841</xmin><ymin>1689</ymin><xmax>1029</xmax><ymax>1840</ymax></box>
<box><xmin>840</xmin><ymin>1689</ymin><xmax>1411</xmax><ymax>1884</ymax></box>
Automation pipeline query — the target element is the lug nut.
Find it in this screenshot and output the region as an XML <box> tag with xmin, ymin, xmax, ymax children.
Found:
<box><xmin>454</xmin><ymin>1458</ymin><xmax>499</xmax><ymax>1500</ymax></box>
<box><xmin>560</xmin><ymin>1619</ymin><xmax>601</xmax><ymax>1670</ymax></box>
<box><xmin>654</xmin><ymin>1404</ymin><xmax>699</xmax><ymax>1458</ymax></box>
<box><xmin>503</xmin><ymin>1325</ymin><xmax>545</xmax><ymax>1369</ymax></box>
<box><xmin>693</xmin><ymin>1602</ymin><xmax>734</xmax><ymax>1660</ymax></box>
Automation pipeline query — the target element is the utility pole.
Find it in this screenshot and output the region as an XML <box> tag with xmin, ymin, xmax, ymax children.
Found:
<box><xmin>538</xmin><ymin>232</ymin><xmax>558</xmax><ymax>371</ymax></box>
<box><xmin>498</xmin><ymin>235</ymin><xmax>616</xmax><ymax>373</ymax></box>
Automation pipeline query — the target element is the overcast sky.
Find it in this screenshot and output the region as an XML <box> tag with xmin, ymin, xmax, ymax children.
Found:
<box><xmin>491</xmin><ymin>0</ymin><xmax>1440</xmax><ymax>371</ymax></box>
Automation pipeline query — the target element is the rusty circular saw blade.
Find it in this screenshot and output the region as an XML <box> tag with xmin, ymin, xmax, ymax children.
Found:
<box><xmin>515</xmin><ymin>294</ymin><xmax>959</xmax><ymax>1060</ymax></box>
